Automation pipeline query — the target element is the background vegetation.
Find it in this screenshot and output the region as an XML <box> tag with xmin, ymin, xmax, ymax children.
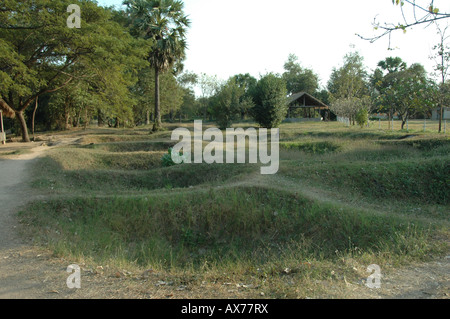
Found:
<box><xmin>1</xmin><ymin>1</ymin><xmax>450</xmax><ymax>140</ymax></box>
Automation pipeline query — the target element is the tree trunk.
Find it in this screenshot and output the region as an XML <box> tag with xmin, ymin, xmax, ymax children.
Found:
<box><xmin>64</xmin><ymin>98</ymin><xmax>70</xmax><ymax>130</ymax></box>
<box><xmin>73</xmin><ymin>106</ymin><xmax>82</xmax><ymax>127</ymax></box>
<box><xmin>84</xmin><ymin>107</ymin><xmax>89</xmax><ymax>130</ymax></box>
<box><xmin>388</xmin><ymin>111</ymin><xmax>392</xmax><ymax>130</ymax></box>
<box><xmin>65</xmin><ymin>111</ymin><xmax>70</xmax><ymax>130</ymax></box>
<box><xmin>16</xmin><ymin>111</ymin><xmax>30</xmax><ymax>142</ymax></box>
<box><xmin>146</xmin><ymin>110</ymin><xmax>150</xmax><ymax>125</ymax></box>
<box><xmin>32</xmin><ymin>97</ymin><xmax>38</xmax><ymax>141</ymax></box>
<box><xmin>97</xmin><ymin>109</ymin><xmax>104</xmax><ymax>127</ymax></box>
<box><xmin>1</xmin><ymin>110</ymin><xmax>5</xmax><ymax>145</ymax></box>
<box><xmin>153</xmin><ymin>67</ymin><xmax>162</xmax><ymax>131</ymax></box>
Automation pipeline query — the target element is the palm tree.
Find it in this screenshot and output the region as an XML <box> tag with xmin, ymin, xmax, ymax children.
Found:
<box><xmin>124</xmin><ymin>0</ymin><xmax>190</xmax><ymax>131</ymax></box>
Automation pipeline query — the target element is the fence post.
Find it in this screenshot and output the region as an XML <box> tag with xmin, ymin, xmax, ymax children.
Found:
<box><xmin>406</xmin><ymin>119</ymin><xmax>409</xmax><ymax>132</ymax></box>
<box><xmin>424</xmin><ymin>119</ymin><xmax>426</xmax><ymax>132</ymax></box>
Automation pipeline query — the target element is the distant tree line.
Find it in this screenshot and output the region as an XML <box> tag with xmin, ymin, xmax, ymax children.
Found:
<box><xmin>1</xmin><ymin>1</ymin><xmax>449</xmax><ymax>142</ymax></box>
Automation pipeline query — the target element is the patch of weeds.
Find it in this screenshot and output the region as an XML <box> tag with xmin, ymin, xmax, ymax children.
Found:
<box><xmin>281</xmin><ymin>141</ymin><xmax>341</xmax><ymax>154</ymax></box>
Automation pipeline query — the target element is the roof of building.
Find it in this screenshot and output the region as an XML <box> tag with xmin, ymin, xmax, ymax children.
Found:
<box><xmin>288</xmin><ymin>92</ymin><xmax>329</xmax><ymax>109</ymax></box>
<box><xmin>0</xmin><ymin>99</ymin><xmax>16</xmax><ymax>118</ymax></box>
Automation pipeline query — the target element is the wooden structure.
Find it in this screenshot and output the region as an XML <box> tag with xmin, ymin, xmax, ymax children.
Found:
<box><xmin>287</xmin><ymin>92</ymin><xmax>331</xmax><ymax>121</ymax></box>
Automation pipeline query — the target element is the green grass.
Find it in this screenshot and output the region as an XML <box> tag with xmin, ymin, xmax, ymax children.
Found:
<box><xmin>20</xmin><ymin>186</ymin><xmax>444</xmax><ymax>277</ymax></box>
<box><xmin>280</xmin><ymin>157</ymin><xmax>449</xmax><ymax>205</ymax></box>
<box><xmin>19</xmin><ymin>121</ymin><xmax>450</xmax><ymax>298</ymax></box>
<box><xmin>31</xmin><ymin>155</ymin><xmax>257</xmax><ymax>195</ymax></box>
<box><xmin>0</xmin><ymin>148</ymin><xmax>32</xmax><ymax>157</ymax></box>
<box><xmin>280</xmin><ymin>141</ymin><xmax>341</xmax><ymax>154</ymax></box>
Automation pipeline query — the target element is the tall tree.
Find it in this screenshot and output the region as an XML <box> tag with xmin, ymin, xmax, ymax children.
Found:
<box><xmin>430</xmin><ymin>24</ymin><xmax>450</xmax><ymax>132</ymax></box>
<box><xmin>0</xmin><ymin>0</ymin><xmax>141</xmax><ymax>141</ymax></box>
<box><xmin>373</xmin><ymin>58</ymin><xmax>433</xmax><ymax>129</ymax></box>
<box><xmin>132</xmin><ymin>67</ymin><xmax>183</xmax><ymax>125</ymax></box>
<box><xmin>177</xmin><ymin>70</ymin><xmax>199</xmax><ymax>121</ymax></box>
<box><xmin>124</xmin><ymin>0</ymin><xmax>190</xmax><ymax>131</ymax></box>
<box><xmin>198</xmin><ymin>73</ymin><xmax>221</xmax><ymax>120</ymax></box>
<box><xmin>211</xmin><ymin>77</ymin><xmax>245</xmax><ymax>129</ymax></box>
<box><xmin>327</xmin><ymin>52</ymin><xmax>370</xmax><ymax>125</ymax></box>
<box><xmin>232</xmin><ymin>73</ymin><xmax>257</xmax><ymax>119</ymax></box>
<box><xmin>328</xmin><ymin>52</ymin><xmax>369</xmax><ymax>100</ymax></box>
<box><xmin>391</xmin><ymin>64</ymin><xmax>435</xmax><ymax>129</ymax></box>
<box><xmin>372</xmin><ymin>56</ymin><xmax>408</xmax><ymax>126</ymax></box>
<box><xmin>282</xmin><ymin>54</ymin><xmax>319</xmax><ymax>95</ymax></box>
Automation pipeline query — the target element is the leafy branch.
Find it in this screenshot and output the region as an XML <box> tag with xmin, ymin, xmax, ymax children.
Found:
<box><xmin>357</xmin><ymin>0</ymin><xmax>450</xmax><ymax>48</ymax></box>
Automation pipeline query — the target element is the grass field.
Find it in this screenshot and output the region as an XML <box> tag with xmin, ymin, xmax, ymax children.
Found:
<box><xmin>17</xmin><ymin>120</ymin><xmax>449</xmax><ymax>298</ymax></box>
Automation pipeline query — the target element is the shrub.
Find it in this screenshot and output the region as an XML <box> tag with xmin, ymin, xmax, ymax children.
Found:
<box><xmin>356</xmin><ymin>107</ymin><xmax>369</xmax><ymax>128</ymax></box>
<box><xmin>161</xmin><ymin>148</ymin><xmax>186</xmax><ymax>167</ymax></box>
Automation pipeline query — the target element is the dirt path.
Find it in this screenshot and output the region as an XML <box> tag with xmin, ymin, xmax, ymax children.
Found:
<box><xmin>0</xmin><ymin>143</ymin><xmax>57</xmax><ymax>298</ymax></box>
<box><xmin>0</xmin><ymin>138</ymin><xmax>100</xmax><ymax>299</ymax></box>
<box><xmin>0</xmin><ymin>138</ymin><xmax>147</xmax><ymax>299</ymax></box>
<box><xmin>0</xmin><ymin>137</ymin><xmax>448</xmax><ymax>299</ymax></box>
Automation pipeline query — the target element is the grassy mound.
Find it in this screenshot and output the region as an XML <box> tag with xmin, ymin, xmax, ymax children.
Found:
<box><xmin>79</xmin><ymin>141</ymin><xmax>177</xmax><ymax>153</ymax></box>
<box><xmin>378</xmin><ymin>138</ymin><xmax>450</xmax><ymax>151</ymax></box>
<box><xmin>32</xmin><ymin>153</ymin><xmax>258</xmax><ymax>193</ymax></box>
<box><xmin>19</xmin><ymin>186</ymin><xmax>442</xmax><ymax>270</ymax></box>
<box><xmin>21</xmin><ymin>123</ymin><xmax>449</xmax><ymax>298</ymax></box>
<box><xmin>79</xmin><ymin>131</ymin><xmax>172</xmax><ymax>144</ymax></box>
<box><xmin>45</xmin><ymin>148</ymin><xmax>165</xmax><ymax>171</ymax></box>
<box><xmin>280</xmin><ymin>158</ymin><xmax>450</xmax><ymax>205</ymax></box>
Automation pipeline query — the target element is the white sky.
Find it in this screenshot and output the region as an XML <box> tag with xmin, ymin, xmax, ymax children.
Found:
<box><xmin>99</xmin><ymin>0</ymin><xmax>450</xmax><ymax>89</ymax></box>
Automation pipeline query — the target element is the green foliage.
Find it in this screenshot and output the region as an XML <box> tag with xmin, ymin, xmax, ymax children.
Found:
<box><xmin>328</xmin><ymin>52</ymin><xmax>369</xmax><ymax>100</ymax></box>
<box><xmin>373</xmin><ymin>58</ymin><xmax>434</xmax><ymax>128</ymax></box>
<box><xmin>251</xmin><ymin>73</ymin><xmax>288</xmax><ymax>128</ymax></box>
<box><xmin>330</xmin><ymin>96</ymin><xmax>372</xmax><ymax>124</ymax></box>
<box><xmin>0</xmin><ymin>0</ymin><xmax>145</xmax><ymax>140</ymax></box>
<box><xmin>161</xmin><ymin>148</ymin><xmax>184</xmax><ymax>167</ymax></box>
<box><xmin>282</xmin><ymin>54</ymin><xmax>319</xmax><ymax>95</ymax></box>
<box><xmin>210</xmin><ymin>78</ymin><xmax>245</xmax><ymax>129</ymax></box>
<box><xmin>281</xmin><ymin>141</ymin><xmax>341</xmax><ymax>154</ymax></box>
<box><xmin>232</xmin><ymin>73</ymin><xmax>257</xmax><ymax>119</ymax></box>
<box><xmin>355</xmin><ymin>107</ymin><xmax>369</xmax><ymax>128</ymax></box>
<box><xmin>178</xmin><ymin>87</ymin><xmax>199</xmax><ymax>120</ymax></box>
